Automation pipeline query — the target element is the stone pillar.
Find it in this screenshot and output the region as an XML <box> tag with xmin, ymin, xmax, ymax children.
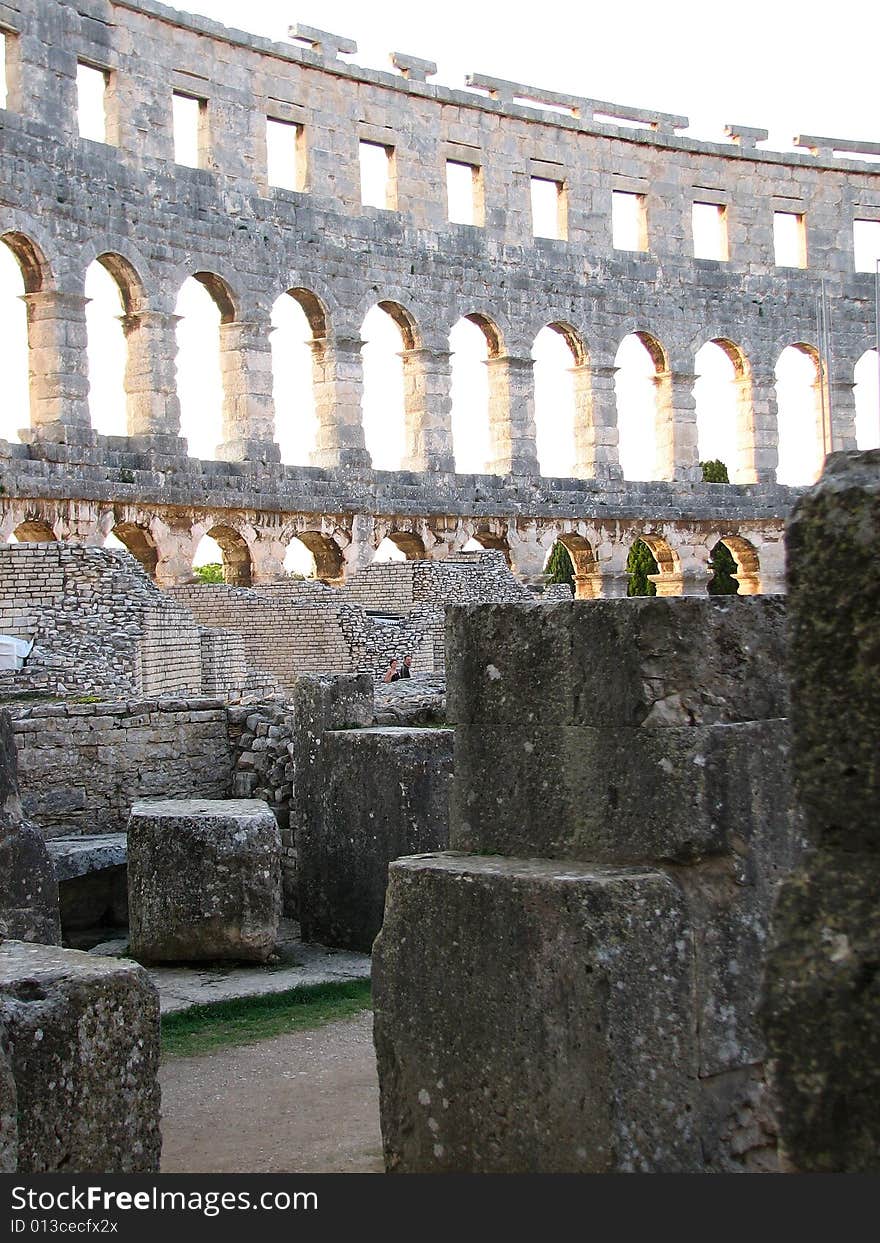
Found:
<box><xmin>733</xmin><ymin>371</ymin><xmax>777</xmax><ymax>484</ymax></box>
<box><xmin>811</xmin><ymin>373</ymin><xmax>831</xmax><ymax>473</ymax></box>
<box><xmin>572</xmin><ymin>364</ymin><xmax>622</xmax><ymax>480</ymax></box>
<box><xmin>485</xmin><ymin>355</ymin><xmax>540</xmax><ymax>476</ymax></box>
<box><xmin>400</xmin><ymin>347</ymin><xmax>455</xmax><ymax>472</ymax></box>
<box><xmin>762</xmin><ymin>450</ymin><xmax>880</xmax><ymax>1172</ymax></box>
<box><xmin>22</xmin><ymin>292</ymin><xmax>92</xmax><ymax>443</ymax></box>
<box><xmin>121</xmin><ymin>310</ymin><xmax>182</xmax><ymax>442</ymax></box>
<box><xmin>217</xmin><ymin>320</ymin><xmax>280</xmax><ymax>463</ymax></box>
<box><xmin>310</xmin><ymin>334</ymin><xmax>372</xmax><ymax>470</ymax></box>
<box><xmin>654</xmin><ymin>370</ymin><xmax>701</xmax><ymax>482</ymax></box>
<box><xmin>829</xmin><ymin>379</ymin><xmax>858</xmax><ymax>452</ymax></box>
<box><xmin>374</xmin><ymin>597</ymin><xmax>798</xmax><ymax>1172</ymax></box>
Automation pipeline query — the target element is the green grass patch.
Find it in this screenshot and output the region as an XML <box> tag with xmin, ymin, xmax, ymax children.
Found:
<box><xmin>161</xmin><ymin>978</ymin><xmax>372</xmax><ymax>1059</ymax></box>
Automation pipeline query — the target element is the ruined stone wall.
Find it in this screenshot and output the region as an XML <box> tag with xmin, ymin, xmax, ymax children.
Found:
<box><xmin>9</xmin><ymin>697</ymin><xmax>231</xmax><ymax>837</ymax></box>
<box><xmin>0</xmin><ymin>543</ymin><xmax>203</xmax><ymax>697</ymax></box>
<box><xmin>0</xmin><ymin>0</ymin><xmax>873</xmax><ymax>591</ymax></box>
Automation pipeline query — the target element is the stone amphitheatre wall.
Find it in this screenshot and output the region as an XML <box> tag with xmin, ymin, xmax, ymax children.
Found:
<box><xmin>1</xmin><ymin>0</ymin><xmax>876</xmax><ymax>590</ymax></box>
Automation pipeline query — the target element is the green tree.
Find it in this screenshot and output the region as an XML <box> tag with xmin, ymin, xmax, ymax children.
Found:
<box><xmin>545</xmin><ymin>542</ymin><xmax>575</xmax><ymax>591</ymax></box>
<box><xmin>194</xmin><ymin>562</ymin><xmax>224</xmax><ymax>584</ymax></box>
<box><xmin>700</xmin><ymin>458</ymin><xmax>730</xmax><ymax>483</ymax></box>
<box><xmin>707</xmin><ymin>541</ymin><xmax>739</xmax><ymax>595</ymax></box>
<box><xmin>627</xmin><ymin>540</ymin><xmax>658</xmax><ymax>596</ymax></box>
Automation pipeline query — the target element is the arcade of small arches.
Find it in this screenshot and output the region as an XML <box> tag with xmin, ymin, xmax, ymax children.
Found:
<box><xmin>1</xmin><ymin>232</ymin><xmax>878</xmax><ymax>486</ymax></box>
<box><xmin>0</xmin><ymin>500</ymin><xmax>783</xmax><ymax>598</ymax></box>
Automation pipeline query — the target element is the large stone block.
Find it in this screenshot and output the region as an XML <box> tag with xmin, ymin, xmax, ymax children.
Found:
<box><xmin>0</xmin><ymin>709</ymin><xmax>59</xmax><ymax>945</ymax></box>
<box><xmin>0</xmin><ymin>1027</ymin><xmax>16</xmax><ymax>1173</ymax></box>
<box><xmin>0</xmin><ymin>939</ymin><xmax>160</xmax><ymax>1173</ymax></box>
<box><xmin>298</xmin><ymin>728</ymin><xmax>453</xmax><ymax>951</ymax></box>
<box><xmin>762</xmin><ymin>451</ymin><xmax>880</xmax><ymax>1172</ymax></box>
<box><xmin>446</xmin><ymin>597</ymin><xmax>788</xmax><ymax>728</ymax></box>
<box><xmin>373</xmin><ymin>853</ymin><xmax>699</xmax><ymax>1172</ymax></box>
<box><xmin>128</xmin><ymin>798</ymin><xmax>282</xmax><ymax>963</ymax></box>
<box><xmin>785</xmin><ymin>449</ymin><xmax>880</xmax><ymax>849</ymax></box>
<box><xmin>451</xmin><ymin>718</ymin><xmax>795</xmax><ymax>864</ymax></box>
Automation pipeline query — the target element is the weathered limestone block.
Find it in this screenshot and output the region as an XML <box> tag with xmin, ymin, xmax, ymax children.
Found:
<box><xmin>298</xmin><ymin>728</ymin><xmax>453</xmax><ymax>951</ymax></box>
<box><xmin>373</xmin><ymin>854</ymin><xmax>699</xmax><ymax>1172</ymax></box>
<box><xmin>0</xmin><ymin>1027</ymin><xmax>16</xmax><ymax>1173</ymax></box>
<box><xmin>128</xmin><ymin>799</ymin><xmax>282</xmax><ymax>963</ymax></box>
<box><xmin>0</xmin><ymin>710</ymin><xmax>59</xmax><ymax>945</ymax></box>
<box><xmin>0</xmin><ymin>939</ymin><xmax>161</xmax><ymax>1173</ymax></box>
<box><xmin>762</xmin><ymin>450</ymin><xmax>880</xmax><ymax>1172</ymax></box>
<box><xmin>452</xmin><ymin>719</ymin><xmax>793</xmax><ymax>864</ymax></box>
<box><xmin>284</xmin><ymin>674</ymin><xmax>374</xmax><ymax>912</ymax></box>
<box><xmin>446</xmin><ymin>597</ymin><xmax>788</xmax><ymax>728</ymax></box>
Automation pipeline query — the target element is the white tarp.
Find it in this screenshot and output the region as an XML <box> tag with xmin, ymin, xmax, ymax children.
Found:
<box><xmin>0</xmin><ymin>635</ymin><xmax>34</xmax><ymax>671</ymax></box>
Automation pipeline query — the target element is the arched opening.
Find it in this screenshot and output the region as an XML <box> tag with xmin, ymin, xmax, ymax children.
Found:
<box><xmin>283</xmin><ymin>531</ymin><xmax>344</xmax><ymax>583</ymax></box>
<box><xmin>533</xmin><ymin>323</ymin><xmax>583</xmax><ymax>478</ymax></box>
<box><xmin>271</xmin><ymin>289</ymin><xmax>326</xmax><ymax>465</ymax></box>
<box><xmin>175</xmin><ymin>273</ymin><xmax>234</xmax><ymax>460</ymax></box>
<box><xmin>450</xmin><ymin>314</ymin><xmax>501</xmax><ymax>473</ymax></box>
<box><xmin>461</xmin><ymin>529</ymin><xmax>511</xmax><ymax>563</ymax></box>
<box><xmin>544</xmin><ymin>533</ymin><xmax>598</xmax><ymax>598</ymax></box>
<box><xmin>775</xmin><ymin>345</ymin><xmax>824</xmax><ymax>485</ymax></box>
<box><xmin>694</xmin><ymin>339</ymin><xmax>745</xmax><ymax>478</ymax></box>
<box><xmin>615</xmin><ymin>332</ymin><xmax>665</xmax><ymax>481</ymax></box>
<box><xmin>373</xmin><ymin>531</ymin><xmax>426</xmax><ymax>562</ymax></box>
<box><xmin>0</xmin><ymin>236</ymin><xmax>36</xmax><ymax>443</ymax></box>
<box><xmin>627</xmin><ymin>534</ymin><xmax>678</xmax><ymax>595</ymax></box>
<box><xmin>85</xmin><ymin>259</ymin><xmax>132</xmax><ymax>435</ymax></box>
<box><xmin>707</xmin><ymin>540</ymin><xmax>740</xmax><ymax>595</ymax></box>
<box><xmin>716</xmin><ymin>535</ymin><xmax>761</xmax><ymax>595</ymax></box>
<box><xmin>106</xmin><ymin>522</ymin><xmax>158</xmax><ymax>578</ymax></box>
<box><xmin>361</xmin><ymin>302</ymin><xmax>417</xmax><ymax>471</ymax></box>
<box><xmin>627</xmin><ymin>538</ymin><xmax>658</xmax><ymax>596</ymax></box>
<box><xmin>11</xmin><ymin>519</ymin><xmax>56</xmax><ymax>542</ymax></box>
<box><xmin>854</xmin><ymin>349</ymin><xmax>880</xmax><ymax>450</ymax></box>
<box><xmin>193</xmin><ymin>526</ymin><xmax>251</xmax><ymax>587</ymax></box>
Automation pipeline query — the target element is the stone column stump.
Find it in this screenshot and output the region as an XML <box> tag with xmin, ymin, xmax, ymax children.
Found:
<box><xmin>128</xmin><ymin>799</ymin><xmax>282</xmax><ymax>963</ymax></box>
<box><xmin>0</xmin><ymin>939</ymin><xmax>161</xmax><ymax>1173</ymax></box>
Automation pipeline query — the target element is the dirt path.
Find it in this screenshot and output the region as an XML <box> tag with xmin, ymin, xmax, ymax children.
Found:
<box><xmin>159</xmin><ymin>1010</ymin><xmax>384</xmax><ymax>1173</ymax></box>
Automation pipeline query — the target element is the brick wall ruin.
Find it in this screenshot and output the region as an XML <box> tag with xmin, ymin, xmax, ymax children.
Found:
<box><xmin>0</xmin><ymin>542</ymin><xmax>206</xmax><ymax>697</ymax></box>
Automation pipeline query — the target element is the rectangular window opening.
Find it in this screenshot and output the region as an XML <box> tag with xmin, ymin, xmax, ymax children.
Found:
<box><xmin>173</xmin><ymin>91</ymin><xmax>205</xmax><ymax>168</ymax></box>
<box><xmin>773</xmin><ymin>211</ymin><xmax>807</xmax><ymax>268</ymax></box>
<box><xmin>77</xmin><ymin>62</ymin><xmax>108</xmax><ymax>143</ymax></box>
<box><xmin>446</xmin><ymin>160</ymin><xmax>482</xmax><ymax>226</ymax></box>
<box><xmin>612</xmin><ymin>190</ymin><xmax>647</xmax><ymax>251</ymax></box>
<box><xmin>853</xmin><ymin>219</ymin><xmax>880</xmax><ymax>273</ymax></box>
<box><xmin>530</xmin><ymin>176</ymin><xmax>565</xmax><ymax>240</ymax></box>
<box><xmin>692</xmin><ymin>202</ymin><xmax>728</xmax><ymax>260</ymax></box>
<box><xmin>359</xmin><ymin>140</ymin><xmax>394</xmax><ymax>210</ymax></box>
<box><xmin>267</xmin><ymin>117</ymin><xmax>305</xmax><ymax>192</ymax></box>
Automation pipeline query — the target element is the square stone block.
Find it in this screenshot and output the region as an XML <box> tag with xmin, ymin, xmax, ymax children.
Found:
<box><xmin>446</xmin><ymin>597</ymin><xmax>787</xmax><ymax>728</ymax></box>
<box><xmin>298</xmin><ymin>728</ymin><xmax>453</xmax><ymax>952</ymax></box>
<box><xmin>373</xmin><ymin>853</ymin><xmax>699</xmax><ymax>1172</ymax></box>
<box><xmin>451</xmin><ymin>719</ymin><xmax>794</xmax><ymax>865</ymax></box>
<box><xmin>128</xmin><ymin>798</ymin><xmax>281</xmax><ymax>963</ymax></box>
<box><xmin>0</xmin><ymin>939</ymin><xmax>160</xmax><ymax>1173</ymax></box>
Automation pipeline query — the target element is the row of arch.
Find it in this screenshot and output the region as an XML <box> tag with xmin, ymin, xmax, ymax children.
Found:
<box><xmin>2</xmin><ymin>230</ymin><xmax>877</xmax><ymax>484</ymax></box>
<box><xmin>6</xmin><ymin>516</ymin><xmax>765</xmax><ymax>598</ymax></box>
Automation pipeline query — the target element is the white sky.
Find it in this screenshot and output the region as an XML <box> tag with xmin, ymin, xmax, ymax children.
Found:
<box><xmin>1</xmin><ymin>0</ymin><xmax>879</xmax><ymax>515</ymax></box>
